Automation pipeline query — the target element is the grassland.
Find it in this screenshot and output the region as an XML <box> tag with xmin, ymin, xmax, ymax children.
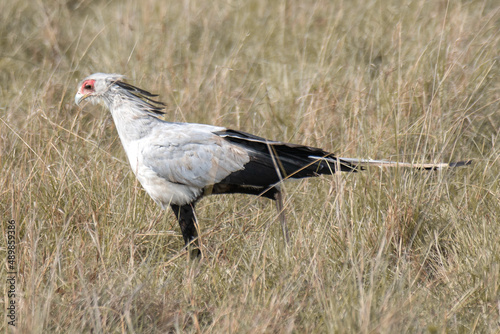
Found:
<box><xmin>1</xmin><ymin>0</ymin><xmax>499</xmax><ymax>332</ymax></box>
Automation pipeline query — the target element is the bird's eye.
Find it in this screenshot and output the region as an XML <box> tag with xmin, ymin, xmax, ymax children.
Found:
<box><xmin>82</xmin><ymin>80</ymin><xmax>95</xmax><ymax>91</ymax></box>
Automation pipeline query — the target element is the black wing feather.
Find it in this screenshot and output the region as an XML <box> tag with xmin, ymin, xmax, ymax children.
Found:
<box><xmin>214</xmin><ymin>129</ymin><xmax>358</xmax><ymax>188</ymax></box>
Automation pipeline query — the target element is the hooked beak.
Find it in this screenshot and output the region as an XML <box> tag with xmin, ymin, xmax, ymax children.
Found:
<box><xmin>74</xmin><ymin>92</ymin><xmax>89</xmax><ymax>105</ymax></box>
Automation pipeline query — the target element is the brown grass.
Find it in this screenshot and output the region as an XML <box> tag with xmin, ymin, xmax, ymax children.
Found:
<box><xmin>1</xmin><ymin>0</ymin><xmax>499</xmax><ymax>332</ymax></box>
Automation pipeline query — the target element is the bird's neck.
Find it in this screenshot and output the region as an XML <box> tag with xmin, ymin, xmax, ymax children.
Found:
<box><xmin>109</xmin><ymin>101</ymin><xmax>162</xmax><ymax>143</ymax></box>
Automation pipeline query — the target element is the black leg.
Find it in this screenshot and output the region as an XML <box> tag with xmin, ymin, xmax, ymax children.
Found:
<box><xmin>170</xmin><ymin>203</ymin><xmax>201</xmax><ymax>258</ymax></box>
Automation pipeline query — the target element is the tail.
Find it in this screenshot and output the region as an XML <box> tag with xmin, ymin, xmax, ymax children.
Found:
<box><xmin>318</xmin><ymin>157</ymin><xmax>472</xmax><ymax>171</ymax></box>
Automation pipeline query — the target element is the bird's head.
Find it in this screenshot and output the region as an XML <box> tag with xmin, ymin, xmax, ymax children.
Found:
<box><xmin>74</xmin><ymin>73</ymin><xmax>124</xmax><ymax>106</ymax></box>
<box><xmin>75</xmin><ymin>73</ymin><xmax>165</xmax><ymax>115</ymax></box>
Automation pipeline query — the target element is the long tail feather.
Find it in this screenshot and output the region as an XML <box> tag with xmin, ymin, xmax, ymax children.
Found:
<box><xmin>332</xmin><ymin>157</ymin><xmax>472</xmax><ymax>170</ymax></box>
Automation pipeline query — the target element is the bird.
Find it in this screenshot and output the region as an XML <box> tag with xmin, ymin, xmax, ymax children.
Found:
<box><xmin>75</xmin><ymin>73</ymin><xmax>470</xmax><ymax>257</ymax></box>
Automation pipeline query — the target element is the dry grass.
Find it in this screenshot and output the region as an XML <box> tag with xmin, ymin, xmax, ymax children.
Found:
<box><xmin>1</xmin><ymin>0</ymin><xmax>499</xmax><ymax>333</ymax></box>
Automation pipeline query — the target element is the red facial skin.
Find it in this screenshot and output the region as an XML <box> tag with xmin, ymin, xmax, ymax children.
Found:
<box><xmin>80</xmin><ymin>79</ymin><xmax>95</xmax><ymax>95</ymax></box>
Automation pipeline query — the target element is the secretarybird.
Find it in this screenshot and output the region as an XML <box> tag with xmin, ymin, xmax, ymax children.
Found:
<box><xmin>75</xmin><ymin>73</ymin><xmax>470</xmax><ymax>256</ymax></box>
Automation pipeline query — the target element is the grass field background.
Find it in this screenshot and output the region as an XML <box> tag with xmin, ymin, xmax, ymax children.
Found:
<box><xmin>1</xmin><ymin>0</ymin><xmax>499</xmax><ymax>332</ymax></box>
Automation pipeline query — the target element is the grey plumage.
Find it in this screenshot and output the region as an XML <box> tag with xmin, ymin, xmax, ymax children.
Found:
<box><xmin>75</xmin><ymin>73</ymin><xmax>471</xmax><ymax>257</ymax></box>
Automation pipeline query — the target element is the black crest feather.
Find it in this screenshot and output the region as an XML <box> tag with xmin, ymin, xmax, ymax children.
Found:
<box><xmin>115</xmin><ymin>80</ymin><xmax>166</xmax><ymax>115</ymax></box>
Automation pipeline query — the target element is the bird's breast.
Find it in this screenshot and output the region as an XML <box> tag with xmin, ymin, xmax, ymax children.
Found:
<box><xmin>121</xmin><ymin>140</ymin><xmax>202</xmax><ymax>206</ymax></box>
<box><xmin>136</xmin><ymin>167</ymin><xmax>202</xmax><ymax>206</ymax></box>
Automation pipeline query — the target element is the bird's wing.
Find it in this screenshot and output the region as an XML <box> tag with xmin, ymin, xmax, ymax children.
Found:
<box><xmin>215</xmin><ymin>129</ymin><xmax>360</xmax><ymax>175</ymax></box>
<box><xmin>140</xmin><ymin>126</ymin><xmax>250</xmax><ymax>188</ymax></box>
